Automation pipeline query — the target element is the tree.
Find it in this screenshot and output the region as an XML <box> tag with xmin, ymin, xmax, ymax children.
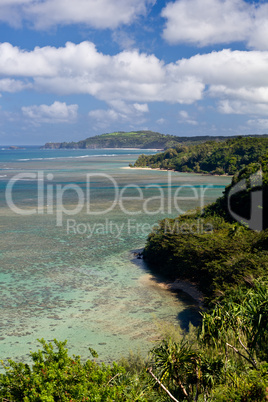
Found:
<box><xmin>150</xmin><ymin>338</ymin><xmax>223</xmax><ymax>401</ymax></box>
<box><xmin>200</xmin><ymin>279</ymin><xmax>268</xmax><ymax>366</ymax></box>
<box><xmin>0</xmin><ymin>339</ymin><xmax>150</xmax><ymax>402</ymax></box>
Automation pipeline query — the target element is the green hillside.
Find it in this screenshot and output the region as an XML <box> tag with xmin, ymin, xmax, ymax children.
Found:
<box><xmin>41</xmin><ymin>130</ymin><xmax>183</xmax><ymax>149</ymax></box>
<box><xmin>133</xmin><ymin>136</ymin><xmax>268</xmax><ymax>174</ymax></box>
<box><xmin>143</xmin><ymin>151</ymin><xmax>268</xmax><ymax>301</ymax></box>
<box><xmin>41</xmin><ymin>131</ymin><xmax>265</xmax><ymax>150</ymax></box>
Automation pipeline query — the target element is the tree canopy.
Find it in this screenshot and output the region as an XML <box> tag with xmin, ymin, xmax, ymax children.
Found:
<box><xmin>134</xmin><ymin>136</ymin><xmax>268</xmax><ymax>175</ymax></box>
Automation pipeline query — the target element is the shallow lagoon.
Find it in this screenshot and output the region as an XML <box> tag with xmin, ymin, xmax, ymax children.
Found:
<box><xmin>0</xmin><ymin>149</ymin><xmax>231</xmax><ymax>363</ymax></box>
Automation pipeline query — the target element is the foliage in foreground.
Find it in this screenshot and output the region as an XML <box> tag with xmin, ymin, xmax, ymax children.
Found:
<box><xmin>1</xmin><ymin>280</ymin><xmax>268</xmax><ymax>402</ymax></box>
<box><xmin>0</xmin><ymin>339</ymin><xmax>157</xmax><ymax>402</ymax></box>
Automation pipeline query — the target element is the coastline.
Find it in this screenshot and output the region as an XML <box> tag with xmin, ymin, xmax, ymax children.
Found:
<box><xmin>102</xmin><ymin>148</ymin><xmax>164</xmax><ymax>151</ymax></box>
<box><xmin>139</xmin><ymin>273</ymin><xmax>203</xmax><ymax>307</ymax></box>
<box><xmin>168</xmin><ymin>279</ymin><xmax>204</xmax><ymax>307</ymax></box>
<box><xmin>132</xmin><ymin>251</ymin><xmax>204</xmax><ymax>307</ymax></box>
<box><xmin>40</xmin><ymin>147</ymin><xmax>164</xmax><ymax>151</ymax></box>
<box><xmin>121</xmin><ymin>166</ymin><xmax>171</xmax><ymax>172</ymax></box>
<box><xmin>122</xmin><ymin>166</ymin><xmax>231</xmax><ymax>177</ymax></box>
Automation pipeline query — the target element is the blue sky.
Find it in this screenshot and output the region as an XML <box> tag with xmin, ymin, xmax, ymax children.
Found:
<box><xmin>0</xmin><ymin>0</ymin><xmax>268</xmax><ymax>145</ymax></box>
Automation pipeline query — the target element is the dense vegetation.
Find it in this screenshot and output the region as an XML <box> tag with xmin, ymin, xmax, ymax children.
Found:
<box><xmin>143</xmin><ymin>152</ymin><xmax>268</xmax><ymax>302</ymax></box>
<box><xmin>2</xmin><ymin>147</ymin><xmax>268</xmax><ymax>401</ymax></box>
<box><xmin>133</xmin><ymin>136</ymin><xmax>268</xmax><ymax>175</ymax></box>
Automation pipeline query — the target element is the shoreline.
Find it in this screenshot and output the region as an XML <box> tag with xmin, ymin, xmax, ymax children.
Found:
<box><xmin>168</xmin><ymin>279</ymin><xmax>204</xmax><ymax>307</ymax></box>
<box><xmin>121</xmin><ymin>166</ymin><xmax>171</xmax><ymax>172</ymax></box>
<box><xmin>120</xmin><ymin>166</ymin><xmax>164</xmax><ymax>172</ymax></box>
<box><xmin>40</xmin><ymin>147</ymin><xmax>164</xmax><ymax>151</ymax></box>
<box><xmin>139</xmin><ymin>273</ymin><xmax>204</xmax><ymax>307</ymax></box>
<box><xmin>131</xmin><ymin>253</ymin><xmax>204</xmax><ymax>307</ymax></box>
<box><xmin>121</xmin><ymin>166</ymin><xmax>231</xmax><ymax>177</ymax></box>
<box><xmin>102</xmin><ymin>148</ymin><xmax>164</xmax><ymax>151</ymax></box>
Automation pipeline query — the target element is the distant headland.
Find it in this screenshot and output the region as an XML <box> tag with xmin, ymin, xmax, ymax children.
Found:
<box><xmin>40</xmin><ymin>130</ymin><xmax>248</xmax><ymax>150</ymax></box>
<box><xmin>7</xmin><ymin>146</ymin><xmax>25</xmax><ymax>150</ymax></box>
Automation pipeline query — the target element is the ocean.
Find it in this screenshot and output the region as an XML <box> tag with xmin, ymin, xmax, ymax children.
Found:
<box><xmin>0</xmin><ymin>146</ymin><xmax>231</xmax><ymax>364</ymax></box>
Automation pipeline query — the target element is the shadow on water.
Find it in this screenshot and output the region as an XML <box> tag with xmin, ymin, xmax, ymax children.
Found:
<box><xmin>131</xmin><ymin>249</ymin><xmax>202</xmax><ymax>332</ymax></box>
<box><xmin>172</xmin><ymin>290</ymin><xmax>202</xmax><ymax>331</ymax></box>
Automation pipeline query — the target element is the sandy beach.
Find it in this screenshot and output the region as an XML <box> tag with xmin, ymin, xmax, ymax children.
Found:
<box><xmin>121</xmin><ymin>166</ymin><xmax>231</xmax><ymax>177</ymax></box>
<box><xmin>139</xmin><ymin>273</ymin><xmax>204</xmax><ymax>307</ymax></box>
<box><xmin>121</xmin><ymin>166</ymin><xmax>171</xmax><ymax>172</ymax></box>
<box><xmin>102</xmin><ymin>148</ymin><xmax>164</xmax><ymax>151</ymax></box>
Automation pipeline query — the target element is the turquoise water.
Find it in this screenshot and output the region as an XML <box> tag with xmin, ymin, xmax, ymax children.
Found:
<box><xmin>0</xmin><ymin>148</ymin><xmax>231</xmax><ymax>364</ymax></box>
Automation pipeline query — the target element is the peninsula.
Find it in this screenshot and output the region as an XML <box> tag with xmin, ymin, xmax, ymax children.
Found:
<box><xmin>40</xmin><ymin>130</ymin><xmax>241</xmax><ymax>150</ymax></box>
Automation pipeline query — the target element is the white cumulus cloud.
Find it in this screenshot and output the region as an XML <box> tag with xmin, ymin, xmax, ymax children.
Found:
<box><xmin>0</xmin><ymin>78</ymin><xmax>30</xmax><ymax>92</ymax></box>
<box><xmin>0</xmin><ymin>41</ymin><xmax>204</xmax><ymax>104</ymax></box>
<box><xmin>89</xmin><ymin>101</ymin><xmax>149</xmax><ymax>129</ymax></box>
<box><xmin>0</xmin><ymin>0</ymin><xmax>155</xmax><ymax>29</ymax></box>
<box><xmin>162</xmin><ymin>0</ymin><xmax>268</xmax><ymax>50</ymax></box>
<box><xmin>0</xmin><ymin>0</ymin><xmax>31</xmax><ymax>27</ymax></box>
<box><xmin>247</xmin><ymin>119</ymin><xmax>268</xmax><ymax>131</ymax></box>
<box><xmin>133</xmin><ymin>103</ymin><xmax>149</xmax><ymax>113</ymax></box>
<box><xmin>156</xmin><ymin>118</ymin><xmax>165</xmax><ymax>125</ymax></box>
<box><xmin>218</xmin><ymin>100</ymin><xmax>268</xmax><ymax>116</ymax></box>
<box><xmin>1</xmin><ymin>42</ymin><xmax>268</xmax><ymax>118</ymax></box>
<box><xmin>22</xmin><ymin>101</ymin><xmax>78</xmax><ymax>123</ymax></box>
<box><xmin>178</xmin><ymin>110</ymin><xmax>197</xmax><ymax>125</ymax></box>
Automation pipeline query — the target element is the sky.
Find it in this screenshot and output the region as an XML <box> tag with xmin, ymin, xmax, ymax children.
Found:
<box><xmin>1</xmin><ymin>0</ymin><xmax>268</xmax><ymax>144</ymax></box>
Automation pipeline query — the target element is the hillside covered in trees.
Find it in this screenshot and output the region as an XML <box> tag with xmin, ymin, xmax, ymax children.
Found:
<box><xmin>42</xmin><ymin>131</ymin><xmax>268</xmax><ymax>151</ymax></box>
<box><xmin>41</xmin><ymin>131</ymin><xmax>184</xmax><ymax>149</ymax></box>
<box><xmin>133</xmin><ymin>136</ymin><xmax>268</xmax><ymax>175</ymax></box>
<box><xmin>143</xmin><ymin>152</ymin><xmax>268</xmax><ymax>301</ymax></box>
